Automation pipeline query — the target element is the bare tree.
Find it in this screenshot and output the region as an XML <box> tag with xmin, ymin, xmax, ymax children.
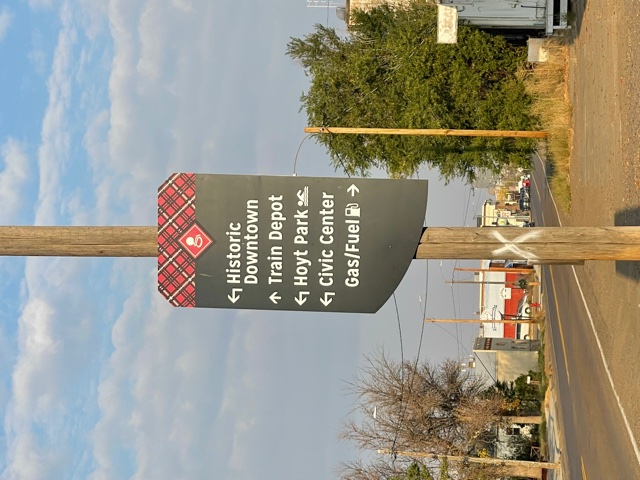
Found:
<box><xmin>337</xmin><ymin>457</ymin><xmax>407</xmax><ymax>480</ymax></box>
<box><xmin>338</xmin><ymin>454</ymin><xmax>509</xmax><ymax>480</ymax></box>
<box><xmin>338</xmin><ymin>349</ymin><xmax>507</xmax><ymax>479</ymax></box>
<box><xmin>340</xmin><ymin>350</ymin><xmax>503</xmax><ymax>455</ymax></box>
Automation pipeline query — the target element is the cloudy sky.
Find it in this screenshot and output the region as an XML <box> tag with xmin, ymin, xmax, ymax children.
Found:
<box><xmin>0</xmin><ymin>1</ymin><xmax>488</xmax><ymax>479</ymax></box>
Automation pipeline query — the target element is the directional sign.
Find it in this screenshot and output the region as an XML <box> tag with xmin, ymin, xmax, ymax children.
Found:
<box><xmin>158</xmin><ymin>174</ymin><xmax>427</xmax><ymax>313</ymax></box>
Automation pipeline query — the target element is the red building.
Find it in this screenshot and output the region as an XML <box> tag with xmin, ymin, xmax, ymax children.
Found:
<box><xmin>478</xmin><ymin>260</ymin><xmax>531</xmax><ymax>339</ymax></box>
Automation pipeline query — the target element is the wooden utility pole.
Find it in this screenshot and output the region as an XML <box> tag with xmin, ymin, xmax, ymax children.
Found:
<box><xmin>305</xmin><ymin>126</ymin><xmax>547</xmax><ymax>138</ymax></box>
<box><xmin>378</xmin><ymin>449</ymin><xmax>559</xmax><ymax>479</ymax></box>
<box><xmin>446</xmin><ymin>280</ymin><xmax>540</xmax><ymax>286</ymax></box>
<box><xmin>425</xmin><ymin>318</ymin><xmax>535</xmax><ymax>324</ymax></box>
<box><xmin>415</xmin><ymin>226</ymin><xmax>640</xmax><ymax>261</ymax></box>
<box><xmin>455</xmin><ymin>267</ymin><xmax>533</xmax><ymax>274</ymax></box>
<box><xmin>459</xmin><ymin>415</ymin><xmax>543</xmax><ymax>425</ymax></box>
<box><xmin>4</xmin><ymin>225</ymin><xmax>640</xmax><ymax>262</ymax></box>
<box><xmin>502</xmin><ymin>415</ymin><xmax>543</xmax><ymax>424</ymax></box>
<box><xmin>0</xmin><ymin>226</ymin><xmax>157</xmax><ymax>257</ymax></box>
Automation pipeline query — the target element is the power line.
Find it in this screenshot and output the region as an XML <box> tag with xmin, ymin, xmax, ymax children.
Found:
<box><xmin>473</xmin><ymin>349</ymin><xmax>497</xmax><ymax>384</ymax></box>
<box><xmin>389</xmin><ymin>292</ymin><xmax>404</xmax><ymax>460</ymax></box>
<box><xmin>326</xmin><ymin>0</ymin><xmax>330</xmax><ymax>26</ymax></box>
<box><xmin>291</xmin><ymin>134</ymin><xmax>315</xmax><ymax>175</ymax></box>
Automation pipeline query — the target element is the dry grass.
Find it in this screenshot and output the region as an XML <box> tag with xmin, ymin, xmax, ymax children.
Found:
<box><xmin>537</xmin><ymin>319</ymin><xmax>548</xmax><ymax>455</ymax></box>
<box><xmin>519</xmin><ymin>37</ymin><xmax>573</xmax><ymax>211</ymax></box>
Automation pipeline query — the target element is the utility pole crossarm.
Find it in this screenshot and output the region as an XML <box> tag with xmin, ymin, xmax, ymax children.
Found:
<box><xmin>0</xmin><ymin>226</ymin><xmax>157</xmax><ymax>257</ymax></box>
<box><xmin>415</xmin><ymin>227</ymin><xmax>640</xmax><ymax>261</ymax></box>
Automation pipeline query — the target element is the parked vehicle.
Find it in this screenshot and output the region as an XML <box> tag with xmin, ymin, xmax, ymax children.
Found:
<box><xmin>516</xmin><ymin>295</ymin><xmax>533</xmax><ymax>339</ymax></box>
<box><xmin>517</xmin><ymin>296</ymin><xmax>532</xmax><ymax>319</ymax></box>
<box><xmin>518</xmin><ymin>186</ymin><xmax>531</xmax><ymax>211</ymax></box>
<box><xmin>518</xmin><ymin>175</ymin><xmax>531</xmax><ymax>189</ymax></box>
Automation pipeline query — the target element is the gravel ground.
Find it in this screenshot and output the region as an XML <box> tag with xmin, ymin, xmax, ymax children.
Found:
<box><xmin>566</xmin><ymin>0</ymin><xmax>640</xmax><ymax>447</ymax></box>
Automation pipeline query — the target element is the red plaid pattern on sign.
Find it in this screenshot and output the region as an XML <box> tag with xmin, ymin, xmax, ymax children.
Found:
<box><xmin>158</xmin><ymin>173</ymin><xmax>196</xmax><ymax>307</ymax></box>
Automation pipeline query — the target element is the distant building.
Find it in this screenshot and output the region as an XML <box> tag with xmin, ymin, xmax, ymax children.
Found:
<box><xmin>472</xmin><ymin>169</ymin><xmax>499</xmax><ymax>189</ymax></box>
<box><xmin>477</xmin><ymin>199</ymin><xmax>531</xmax><ymax>227</ymax></box>
<box><xmin>340</xmin><ymin>0</ymin><xmax>567</xmax><ymax>36</ymax></box>
<box><xmin>472</xmin><ymin>336</ymin><xmax>539</xmax><ymax>386</ymax></box>
<box><xmin>472</xmin><ymin>335</ymin><xmax>540</xmax><ymax>459</ymax></box>
<box><xmin>477</xmin><ymin>260</ymin><xmax>530</xmax><ymax>339</ymax></box>
<box><xmin>475</xmin><ymin>336</ymin><xmax>541</xmax><ymax>352</ymax></box>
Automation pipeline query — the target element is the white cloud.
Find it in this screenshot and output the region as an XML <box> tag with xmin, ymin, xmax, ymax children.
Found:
<box><xmin>84</xmin><ymin>1</ymin><xmax>362</xmax><ymax>478</ymax></box>
<box><xmin>27</xmin><ymin>49</ymin><xmax>47</xmax><ymax>76</ymax></box>
<box><xmin>0</xmin><ymin>7</ymin><xmax>13</xmax><ymax>42</ymax></box>
<box><xmin>89</xmin><ymin>282</ymin><xmax>360</xmax><ymax>480</ymax></box>
<box><xmin>34</xmin><ymin>3</ymin><xmax>77</xmax><ymax>225</ymax></box>
<box><xmin>0</xmin><ymin>139</ymin><xmax>31</xmax><ymax>223</ymax></box>
<box><xmin>89</xmin><ymin>265</ymin><xmax>239</xmax><ymax>480</ymax></box>
<box><xmin>90</xmin><ymin>0</ymin><xmax>275</xmax><ymax>226</ymax></box>
<box><xmin>28</xmin><ymin>0</ymin><xmax>55</xmax><ymax>10</ymax></box>
<box><xmin>28</xmin><ymin>28</ymin><xmax>49</xmax><ymax>76</ymax></box>
<box><xmin>0</xmin><ymin>320</ymin><xmax>16</xmax><ymax>462</ymax></box>
<box><xmin>4</xmin><ymin>0</ymin><xmax>379</xmax><ymax>479</ymax></box>
<box><xmin>171</xmin><ymin>0</ymin><xmax>194</xmax><ymax>13</ymax></box>
<box><xmin>75</xmin><ymin>0</ymin><xmax>109</xmax><ymax>39</ymax></box>
<box><xmin>1</xmin><ymin>4</ymin><xmax>103</xmax><ymax>479</ymax></box>
<box><xmin>93</xmin><ymin>0</ymin><xmax>218</xmax><ymax>225</ymax></box>
<box><xmin>2</xmin><ymin>257</ymin><xmax>106</xmax><ymax>480</ymax></box>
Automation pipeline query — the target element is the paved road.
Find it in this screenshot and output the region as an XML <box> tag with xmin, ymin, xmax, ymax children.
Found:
<box><xmin>531</xmin><ymin>156</ymin><xmax>640</xmax><ymax>480</ymax></box>
<box><xmin>567</xmin><ymin>0</ymin><xmax>640</xmax><ymax>475</ymax></box>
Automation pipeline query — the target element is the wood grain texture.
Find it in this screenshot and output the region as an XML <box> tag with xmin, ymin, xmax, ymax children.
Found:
<box><xmin>416</xmin><ymin>227</ymin><xmax>640</xmax><ymax>261</ymax></box>
<box><xmin>0</xmin><ymin>227</ymin><xmax>157</xmax><ymax>257</ymax></box>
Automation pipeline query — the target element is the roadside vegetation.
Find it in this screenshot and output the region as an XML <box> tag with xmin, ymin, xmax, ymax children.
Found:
<box><xmin>288</xmin><ymin>2</ymin><xmax>573</xmax><ymax>209</ymax></box>
<box><xmin>537</xmin><ymin>312</ymin><xmax>551</xmax><ymax>458</ymax></box>
<box><xmin>287</xmin><ymin>0</ymin><xmax>539</xmax><ymax>183</ymax></box>
<box><xmin>519</xmin><ymin>36</ymin><xmax>573</xmax><ymax>211</ymax></box>
<box><xmin>289</xmin><ymin>8</ymin><xmax>558</xmax><ymax>472</ymax></box>
<box><xmin>339</xmin><ymin>350</ymin><xmax>547</xmax><ymax>479</ymax></box>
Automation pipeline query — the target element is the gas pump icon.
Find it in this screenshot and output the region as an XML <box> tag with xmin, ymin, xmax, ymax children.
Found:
<box><xmin>345</xmin><ymin>203</ymin><xmax>360</xmax><ymax>217</ymax></box>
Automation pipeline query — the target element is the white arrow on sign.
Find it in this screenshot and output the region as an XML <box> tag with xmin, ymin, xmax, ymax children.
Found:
<box><xmin>320</xmin><ymin>291</ymin><xmax>335</xmax><ymax>307</ymax></box>
<box><xmin>270</xmin><ymin>292</ymin><xmax>281</xmax><ymax>304</ymax></box>
<box><xmin>347</xmin><ymin>184</ymin><xmax>359</xmax><ymax>197</ymax></box>
<box><xmin>228</xmin><ymin>288</ymin><xmax>242</xmax><ymax>303</ymax></box>
<box><xmin>295</xmin><ymin>291</ymin><xmax>309</xmax><ymax>306</ymax></box>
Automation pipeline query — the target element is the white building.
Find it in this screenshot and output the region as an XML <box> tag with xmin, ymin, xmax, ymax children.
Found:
<box><xmin>341</xmin><ymin>0</ymin><xmax>567</xmax><ymax>37</ymax></box>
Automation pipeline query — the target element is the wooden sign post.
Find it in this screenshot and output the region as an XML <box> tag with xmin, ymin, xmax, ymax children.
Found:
<box><xmin>2</xmin><ymin>226</ymin><xmax>640</xmax><ymax>262</ymax></box>
<box><xmin>415</xmin><ymin>227</ymin><xmax>640</xmax><ymax>261</ymax></box>
<box><xmin>0</xmin><ymin>226</ymin><xmax>157</xmax><ymax>257</ymax></box>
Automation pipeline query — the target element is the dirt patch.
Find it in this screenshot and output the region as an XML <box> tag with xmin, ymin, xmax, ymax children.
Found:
<box><xmin>567</xmin><ymin>0</ymin><xmax>640</xmax><ymax>443</ymax></box>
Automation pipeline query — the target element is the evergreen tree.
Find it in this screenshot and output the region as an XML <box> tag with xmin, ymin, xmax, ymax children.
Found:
<box><xmin>287</xmin><ymin>1</ymin><xmax>539</xmax><ymax>182</ymax></box>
